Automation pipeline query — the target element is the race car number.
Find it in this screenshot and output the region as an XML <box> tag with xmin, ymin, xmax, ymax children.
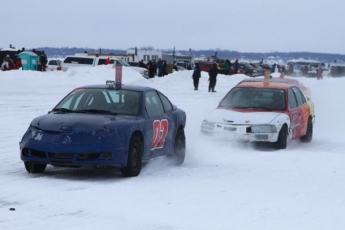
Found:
<box><xmin>151</xmin><ymin>119</ymin><xmax>169</xmax><ymax>150</ymax></box>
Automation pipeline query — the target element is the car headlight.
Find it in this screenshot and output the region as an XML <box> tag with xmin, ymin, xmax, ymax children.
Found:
<box><xmin>251</xmin><ymin>125</ymin><xmax>277</xmax><ymax>133</ymax></box>
<box><xmin>201</xmin><ymin>120</ymin><xmax>215</xmax><ymax>131</ymax></box>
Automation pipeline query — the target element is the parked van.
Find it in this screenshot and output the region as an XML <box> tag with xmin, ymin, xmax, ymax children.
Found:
<box><xmin>61</xmin><ymin>54</ymin><xmax>149</xmax><ymax>79</ymax></box>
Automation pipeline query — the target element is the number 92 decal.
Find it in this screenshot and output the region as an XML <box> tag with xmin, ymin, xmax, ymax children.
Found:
<box><xmin>151</xmin><ymin>119</ymin><xmax>169</xmax><ymax>150</ymax></box>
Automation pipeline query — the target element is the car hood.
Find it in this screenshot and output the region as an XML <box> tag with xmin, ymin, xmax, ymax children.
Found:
<box><xmin>205</xmin><ymin>108</ymin><xmax>282</xmax><ymax>124</ymax></box>
<box><xmin>31</xmin><ymin>113</ymin><xmax>136</xmax><ymax>132</ymax></box>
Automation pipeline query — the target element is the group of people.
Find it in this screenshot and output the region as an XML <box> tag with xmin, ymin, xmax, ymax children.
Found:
<box><xmin>1</xmin><ymin>54</ymin><xmax>21</xmax><ymax>71</ymax></box>
<box><xmin>139</xmin><ymin>59</ymin><xmax>193</xmax><ymax>78</ymax></box>
<box><xmin>192</xmin><ymin>62</ymin><xmax>219</xmax><ymax>92</ymax></box>
<box><xmin>223</xmin><ymin>59</ymin><xmax>240</xmax><ymax>75</ymax></box>
<box><xmin>1</xmin><ymin>49</ymin><xmax>47</xmax><ymax>71</ymax></box>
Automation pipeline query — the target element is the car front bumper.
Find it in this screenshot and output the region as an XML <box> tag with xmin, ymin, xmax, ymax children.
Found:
<box><xmin>20</xmin><ymin>141</ymin><xmax>128</xmax><ymax>167</ymax></box>
<box><xmin>200</xmin><ymin>124</ymin><xmax>279</xmax><ymax>143</ymax></box>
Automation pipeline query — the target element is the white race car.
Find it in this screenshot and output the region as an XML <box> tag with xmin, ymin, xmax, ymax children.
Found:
<box><xmin>200</xmin><ymin>80</ymin><xmax>314</xmax><ymax>149</ymax></box>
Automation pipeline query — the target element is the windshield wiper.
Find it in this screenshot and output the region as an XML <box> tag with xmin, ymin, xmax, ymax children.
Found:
<box><xmin>52</xmin><ymin>108</ymin><xmax>74</xmax><ymax>113</ymax></box>
<box><xmin>75</xmin><ymin>109</ymin><xmax>118</xmax><ymax>115</ymax></box>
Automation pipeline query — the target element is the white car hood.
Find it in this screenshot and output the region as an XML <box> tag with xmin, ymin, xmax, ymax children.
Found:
<box><xmin>205</xmin><ymin>108</ymin><xmax>282</xmax><ymax>125</ymax></box>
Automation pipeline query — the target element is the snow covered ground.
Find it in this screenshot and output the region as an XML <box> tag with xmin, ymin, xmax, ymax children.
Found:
<box><xmin>1</xmin><ymin>66</ymin><xmax>344</xmax><ymax>230</ymax></box>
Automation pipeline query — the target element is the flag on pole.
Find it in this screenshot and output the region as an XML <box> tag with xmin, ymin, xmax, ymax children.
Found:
<box><xmin>115</xmin><ymin>60</ymin><xmax>122</xmax><ymax>90</ymax></box>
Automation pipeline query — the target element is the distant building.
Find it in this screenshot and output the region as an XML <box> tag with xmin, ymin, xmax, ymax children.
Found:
<box><xmin>126</xmin><ymin>48</ymin><xmax>193</xmax><ymax>67</ymax></box>
<box><xmin>75</xmin><ymin>52</ymin><xmax>134</xmax><ymax>62</ymax></box>
<box><xmin>127</xmin><ymin>48</ymin><xmax>162</xmax><ymax>62</ymax></box>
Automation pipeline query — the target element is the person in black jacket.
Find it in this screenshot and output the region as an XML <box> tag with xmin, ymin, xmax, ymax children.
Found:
<box><xmin>208</xmin><ymin>63</ymin><xmax>218</xmax><ymax>92</ymax></box>
<box><xmin>192</xmin><ymin>63</ymin><xmax>201</xmax><ymax>90</ymax></box>
<box><xmin>147</xmin><ymin>60</ymin><xmax>156</xmax><ymax>78</ymax></box>
<box><xmin>40</xmin><ymin>51</ymin><xmax>48</xmax><ymax>71</ymax></box>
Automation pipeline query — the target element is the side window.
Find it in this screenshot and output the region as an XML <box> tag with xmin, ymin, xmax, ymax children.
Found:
<box><xmin>63</xmin><ymin>57</ymin><xmax>94</xmax><ymax>65</ymax></box>
<box><xmin>288</xmin><ymin>88</ymin><xmax>298</xmax><ymax>109</ymax></box>
<box><xmin>98</xmin><ymin>59</ymin><xmax>106</xmax><ymax>65</ymax></box>
<box><xmin>293</xmin><ymin>87</ymin><xmax>306</xmax><ymax>107</ymax></box>
<box><xmin>158</xmin><ymin>92</ymin><xmax>173</xmax><ymax>112</ymax></box>
<box><xmin>98</xmin><ymin>59</ymin><xmax>114</xmax><ymax>65</ymax></box>
<box><xmin>145</xmin><ymin>91</ymin><xmax>165</xmax><ymax>117</ymax></box>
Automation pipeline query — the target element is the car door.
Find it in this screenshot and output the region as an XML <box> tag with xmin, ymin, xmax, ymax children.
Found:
<box><xmin>287</xmin><ymin>88</ymin><xmax>301</xmax><ymax>140</ymax></box>
<box><xmin>143</xmin><ymin>90</ymin><xmax>175</xmax><ymax>158</ymax></box>
<box><xmin>292</xmin><ymin>87</ymin><xmax>310</xmax><ymax>137</ymax></box>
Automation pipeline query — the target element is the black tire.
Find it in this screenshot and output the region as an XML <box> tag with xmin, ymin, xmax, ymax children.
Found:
<box><xmin>121</xmin><ymin>135</ymin><xmax>142</xmax><ymax>177</ymax></box>
<box><xmin>274</xmin><ymin>126</ymin><xmax>287</xmax><ymax>150</ymax></box>
<box><xmin>171</xmin><ymin>128</ymin><xmax>186</xmax><ymax>165</ymax></box>
<box><xmin>300</xmin><ymin>118</ymin><xmax>313</xmax><ymax>143</ymax></box>
<box><xmin>24</xmin><ymin>162</ymin><xmax>47</xmax><ymax>173</ymax></box>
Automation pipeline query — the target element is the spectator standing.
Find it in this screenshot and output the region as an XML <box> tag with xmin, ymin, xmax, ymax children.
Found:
<box><xmin>1</xmin><ymin>58</ymin><xmax>8</xmax><ymax>70</ymax></box>
<box><xmin>271</xmin><ymin>63</ymin><xmax>277</xmax><ymax>73</ymax></box>
<box><xmin>208</xmin><ymin>63</ymin><xmax>218</xmax><ymax>92</ymax></box>
<box><xmin>14</xmin><ymin>54</ymin><xmax>22</xmax><ymax>69</ymax></box>
<box><xmin>316</xmin><ymin>66</ymin><xmax>323</xmax><ymax>80</ymax></box>
<box><xmin>233</xmin><ymin>59</ymin><xmax>240</xmax><ymax>74</ymax></box>
<box><xmin>161</xmin><ymin>60</ymin><xmax>168</xmax><ymax>76</ymax></box>
<box><xmin>1</xmin><ymin>55</ymin><xmax>15</xmax><ymax>71</ymax></box>
<box><xmin>186</xmin><ymin>63</ymin><xmax>192</xmax><ymax>70</ymax></box>
<box><xmin>138</xmin><ymin>60</ymin><xmax>146</xmax><ymax>68</ymax></box>
<box><xmin>172</xmin><ymin>61</ymin><xmax>179</xmax><ymax>72</ymax></box>
<box><xmin>224</xmin><ymin>59</ymin><xmax>231</xmax><ymax>75</ymax></box>
<box><xmin>40</xmin><ymin>51</ymin><xmax>48</xmax><ymax>71</ymax></box>
<box><xmin>147</xmin><ymin>60</ymin><xmax>156</xmax><ymax>78</ymax></box>
<box><xmin>280</xmin><ymin>65</ymin><xmax>286</xmax><ymax>78</ymax></box>
<box><xmin>303</xmin><ymin>65</ymin><xmax>309</xmax><ymax>75</ymax></box>
<box><xmin>156</xmin><ymin>58</ymin><xmax>163</xmax><ymax>76</ymax></box>
<box><xmin>192</xmin><ymin>63</ymin><xmax>201</xmax><ymax>90</ymax></box>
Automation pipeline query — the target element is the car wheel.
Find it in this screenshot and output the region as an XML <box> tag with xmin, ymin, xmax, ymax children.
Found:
<box><xmin>300</xmin><ymin>118</ymin><xmax>313</xmax><ymax>143</ymax></box>
<box><xmin>171</xmin><ymin>128</ymin><xmax>186</xmax><ymax>165</ymax></box>
<box><xmin>274</xmin><ymin>126</ymin><xmax>287</xmax><ymax>150</ymax></box>
<box><xmin>121</xmin><ymin>135</ymin><xmax>142</xmax><ymax>177</ymax></box>
<box><xmin>24</xmin><ymin>162</ymin><xmax>47</xmax><ymax>173</ymax></box>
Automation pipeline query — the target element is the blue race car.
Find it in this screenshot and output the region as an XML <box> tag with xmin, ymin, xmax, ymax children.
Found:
<box><xmin>19</xmin><ymin>81</ymin><xmax>187</xmax><ymax>177</ymax></box>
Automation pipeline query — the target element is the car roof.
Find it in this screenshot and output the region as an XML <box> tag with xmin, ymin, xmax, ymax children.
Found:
<box><xmin>236</xmin><ymin>80</ymin><xmax>292</xmax><ymax>90</ymax></box>
<box><xmin>239</xmin><ymin>77</ymin><xmax>307</xmax><ymax>89</ymax></box>
<box><xmin>76</xmin><ymin>83</ymin><xmax>155</xmax><ymax>92</ymax></box>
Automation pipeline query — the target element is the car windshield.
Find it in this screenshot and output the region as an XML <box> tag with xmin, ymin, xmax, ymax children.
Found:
<box><xmin>219</xmin><ymin>87</ymin><xmax>286</xmax><ymax>110</ymax></box>
<box><xmin>53</xmin><ymin>88</ymin><xmax>141</xmax><ymax>116</ymax></box>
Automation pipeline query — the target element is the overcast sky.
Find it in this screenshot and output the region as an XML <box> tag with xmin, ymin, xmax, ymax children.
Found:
<box><xmin>2</xmin><ymin>0</ymin><xmax>345</xmax><ymax>54</ymax></box>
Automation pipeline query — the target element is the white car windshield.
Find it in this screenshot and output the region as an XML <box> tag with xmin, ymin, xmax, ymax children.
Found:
<box><xmin>219</xmin><ymin>87</ymin><xmax>286</xmax><ymax>110</ymax></box>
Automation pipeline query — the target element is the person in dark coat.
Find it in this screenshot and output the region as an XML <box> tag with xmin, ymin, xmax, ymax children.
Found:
<box><xmin>208</xmin><ymin>63</ymin><xmax>218</xmax><ymax>92</ymax></box>
<box><xmin>224</xmin><ymin>59</ymin><xmax>231</xmax><ymax>75</ymax></box>
<box><xmin>138</xmin><ymin>60</ymin><xmax>146</xmax><ymax>68</ymax></box>
<box><xmin>172</xmin><ymin>61</ymin><xmax>179</xmax><ymax>72</ymax></box>
<box><xmin>40</xmin><ymin>51</ymin><xmax>48</xmax><ymax>71</ymax></box>
<box><xmin>192</xmin><ymin>63</ymin><xmax>201</xmax><ymax>90</ymax></box>
<box><xmin>156</xmin><ymin>58</ymin><xmax>163</xmax><ymax>76</ymax></box>
<box><xmin>233</xmin><ymin>59</ymin><xmax>240</xmax><ymax>74</ymax></box>
<box><xmin>1</xmin><ymin>55</ymin><xmax>15</xmax><ymax>70</ymax></box>
<box><xmin>161</xmin><ymin>60</ymin><xmax>168</xmax><ymax>76</ymax></box>
<box><xmin>147</xmin><ymin>60</ymin><xmax>156</xmax><ymax>78</ymax></box>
